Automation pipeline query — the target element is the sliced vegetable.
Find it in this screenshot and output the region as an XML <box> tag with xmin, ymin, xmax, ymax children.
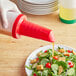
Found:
<box><xmin>40</xmin><ymin>53</ymin><xmax>48</xmax><ymax>57</ymax></box>
<box><xmin>68</xmin><ymin>62</ymin><xmax>74</xmax><ymax>68</ymax></box>
<box><xmin>40</xmin><ymin>59</ymin><xmax>49</xmax><ymax>66</ymax></box>
<box><xmin>64</xmin><ymin>53</ymin><xmax>70</xmax><ymax>56</ymax></box>
<box><xmin>25</xmin><ymin>65</ymin><xmax>32</xmax><ymax>70</ymax></box>
<box><xmin>36</xmin><ymin>58</ymin><xmax>39</xmax><ymax>61</ymax></box>
<box><xmin>32</xmin><ymin>63</ymin><xmax>37</xmax><ymax>69</ymax></box>
<box><xmin>37</xmin><ymin>71</ymin><xmax>42</xmax><ymax>76</ymax></box>
<box><xmin>71</xmin><ymin>55</ymin><xmax>76</xmax><ymax>63</ymax></box>
<box><xmin>45</xmin><ymin>63</ymin><xmax>51</xmax><ymax>68</ymax></box>
<box><xmin>53</xmin><ymin>56</ymin><xmax>58</xmax><ymax>60</ymax></box>
<box><xmin>67</xmin><ymin>50</ymin><xmax>72</xmax><ymax>53</ymax></box>
<box><xmin>42</xmin><ymin>70</ymin><xmax>48</xmax><ymax>76</ymax></box>
<box><xmin>33</xmin><ymin>73</ymin><xmax>37</xmax><ymax>76</ymax></box>
<box><xmin>67</xmin><ymin>68</ymin><xmax>75</xmax><ymax>75</ymax></box>
<box><xmin>51</xmin><ymin>64</ymin><xmax>58</xmax><ymax>75</ymax></box>
<box><xmin>44</xmin><ymin>50</ymin><xmax>48</xmax><ymax>53</ymax></box>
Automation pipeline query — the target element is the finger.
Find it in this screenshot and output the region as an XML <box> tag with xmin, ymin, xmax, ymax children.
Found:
<box><xmin>12</xmin><ymin>3</ymin><xmax>21</xmax><ymax>14</ymax></box>
<box><xmin>1</xmin><ymin>10</ymin><xmax>8</xmax><ymax>28</ymax></box>
<box><xmin>14</xmin><ymin>6</ymin><xmax>21</xmax><ymax>14</ymax></box>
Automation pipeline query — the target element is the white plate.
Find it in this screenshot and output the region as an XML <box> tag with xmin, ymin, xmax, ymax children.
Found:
<box><xmin>18</xmin><ymin>0</ymin><xmax>58</xmax><ymax>7</ymax></box>
<box><xmin>23</xmin><ymin>0</ymin><xmax>57</xmax><ymax>4</ymax></box>
<box><xmin>19</xmin><ymin>5</ymin><xmax>58</xmax><ymax>11</ymax></box>
<box><xmin>22</xmin><ymin>0</ymin><xmax>58</xmax><ymax>6</ymax></box>
<box><xmin>18</xmin><ymin>6</ymin><xmax>58</xmax><ymax>15</ymax></box>
<box><xmin>19</xmin><ymin>4</ymin><xmax>58</xmax><ymax>9</ymax></box>
<box><xmin>18</xmin><ymin>0</ymin><xmax>58</xmax><ymax>15</ymax></box>
<box><xmin>17</xmin><ymin>0</ymin><xmax>58</xmax><ymax>15</ymax></box>
<box><xmin>25</xmin><ymin>44</ymin><xmax>76</xmax><ymax>76</ymax></box>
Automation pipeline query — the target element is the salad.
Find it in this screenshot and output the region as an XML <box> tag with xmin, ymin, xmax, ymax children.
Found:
<box><xmin>25</xmin><ymin>47</ymin><xmax>76</xmax><ymax>76</ymax></box>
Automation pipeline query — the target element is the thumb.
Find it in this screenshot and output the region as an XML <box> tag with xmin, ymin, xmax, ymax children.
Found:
<box><xmin>12</xmin><ymin>3</ymin><xmax>21</xmax><ymax>14</ymax></box>
<box><xmin>1</xmin><ymin>10</ymin><xmax>8</xmax><ymax>28</ymax></box>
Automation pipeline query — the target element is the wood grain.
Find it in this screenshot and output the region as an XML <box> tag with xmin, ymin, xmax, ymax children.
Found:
<box><xmin>0</xmin><ymin>0</ymin><xmax>76</xmax><ymax>76</ymax></box>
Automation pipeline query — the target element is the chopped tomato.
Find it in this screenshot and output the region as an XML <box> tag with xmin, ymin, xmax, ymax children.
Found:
<box><xmin>70</xmin><ymin>64</ymin><xmax>74</xmax><ymax>68</ymax></box>
<box><xmin>53</xmin><ymin>56</ymin><xmax>58</xmax><ymax>60</ymax></box>
<box><xmin>67</xmin><ymin>50</ymin><xmax>72</xmax><ymax>53</ymax></box>
<box><xmin>46</xmin><ymin>63</ymin><xmax>51</xmax><ymax>68</ymax></box>
<box><xmin>44</xmin><ymin>50</ymin><xmax>48</xmax><ymax>53</ymax></box>
<box><xmin>68</xmin><ymin>62</ymin><xmax>74</xmax><ymax>68</ymax></box>
<box><xmin>33</xmin><ymin>73</ymin><xmax>37</xmax><ymax>76</ymax></box>
<box><xmin>36</xmin><ymin>58</ymin><xmax>39</xmax><ymax>61</ymax></box>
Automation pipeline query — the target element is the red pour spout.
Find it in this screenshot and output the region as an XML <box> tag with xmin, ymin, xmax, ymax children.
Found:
<box><xmin>12</xmin><ymin>14</ymin><xmax>55</xmax><ymax>42</ymax></box>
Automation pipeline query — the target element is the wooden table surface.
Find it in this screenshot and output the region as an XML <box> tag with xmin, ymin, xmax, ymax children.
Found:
<box><xmin>0</xmin><ymin>0</ymin><xmax>76</xmax><ymax>76</ymax></box>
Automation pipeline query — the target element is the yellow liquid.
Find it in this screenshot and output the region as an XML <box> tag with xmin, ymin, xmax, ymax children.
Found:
<box><xmin>52</xmin><ymin>42</ymin><xmax>54</xmax><ymax>57</ymax></box>
<box><xmin>59</xmin><ymin>6</ymin><xmax>76</xmax><ymax>20</ymax></box>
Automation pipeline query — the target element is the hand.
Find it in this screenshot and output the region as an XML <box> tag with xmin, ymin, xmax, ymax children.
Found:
<box><xmin>0</xmin><ymin>0</ymin><xmax>21</xmax><ymax>28</ymax></box>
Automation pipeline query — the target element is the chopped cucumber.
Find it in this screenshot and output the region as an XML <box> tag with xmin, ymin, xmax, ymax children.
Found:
<box><xmin>40</xmin><ymin>53</ymin><xmax>48</xmax><ymax>57</ymax></box>
<box><xmin>32</xmin><ymin>63</ymin><xmax>37</xmax><ymax>69</ymax></box>
<box><xmin>67</xmin><ymin>68</ymin><xmax>75</xmax><ymax>75</ymax></box>
<box><xmin>40</xmin><ymin>59</ymin><xmax>49</xmax><ymax>66</ymax></box>
<box><xmin>51</xmin><ymin>64</ymin><xmax>58</xmax><ymax>75</ymax></box>
<box><xmin>25</xmin><ymin>65</ymin><xmax>32</xmax><ymax>70</ymax></box>
<box><xmin>37</xmin><ymin>71</ymin><xmax>42</xmax><ymax>76</ymax></box>
<box><xmin>42</xmin><ymin>70</ymin><xmax>48</xmax><ymax>76</ymax></box>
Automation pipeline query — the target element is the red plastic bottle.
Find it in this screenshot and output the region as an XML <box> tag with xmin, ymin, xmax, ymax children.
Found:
<box><xmin>1</xmin><ymin>11</ymin><xmax>55</xmax><ymax>42</ymax></box>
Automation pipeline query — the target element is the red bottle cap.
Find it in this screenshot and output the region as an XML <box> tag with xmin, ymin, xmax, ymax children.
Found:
<box><xmin>12</xmin><ymin>14</ymin><xmax>55</xmax><ymax>42</ymax></box>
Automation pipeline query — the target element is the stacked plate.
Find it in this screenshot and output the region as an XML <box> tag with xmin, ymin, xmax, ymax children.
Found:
<box><xmin>17</xmin><ymin>0</ymin><xmax>58</xmax><ymax>15</ymax></box>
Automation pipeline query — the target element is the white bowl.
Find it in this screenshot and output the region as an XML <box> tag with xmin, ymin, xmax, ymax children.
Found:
<box><xmin>25</xmin><ymin>44</ymin><xmax>76</xmax><ymax>76</ymax></box>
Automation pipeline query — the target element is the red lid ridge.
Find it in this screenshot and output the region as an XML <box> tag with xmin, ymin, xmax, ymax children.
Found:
<box><xmin>12</xmin><ymin>14</ymin><xmax>27</xmax><ymax>38</ymax></box>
